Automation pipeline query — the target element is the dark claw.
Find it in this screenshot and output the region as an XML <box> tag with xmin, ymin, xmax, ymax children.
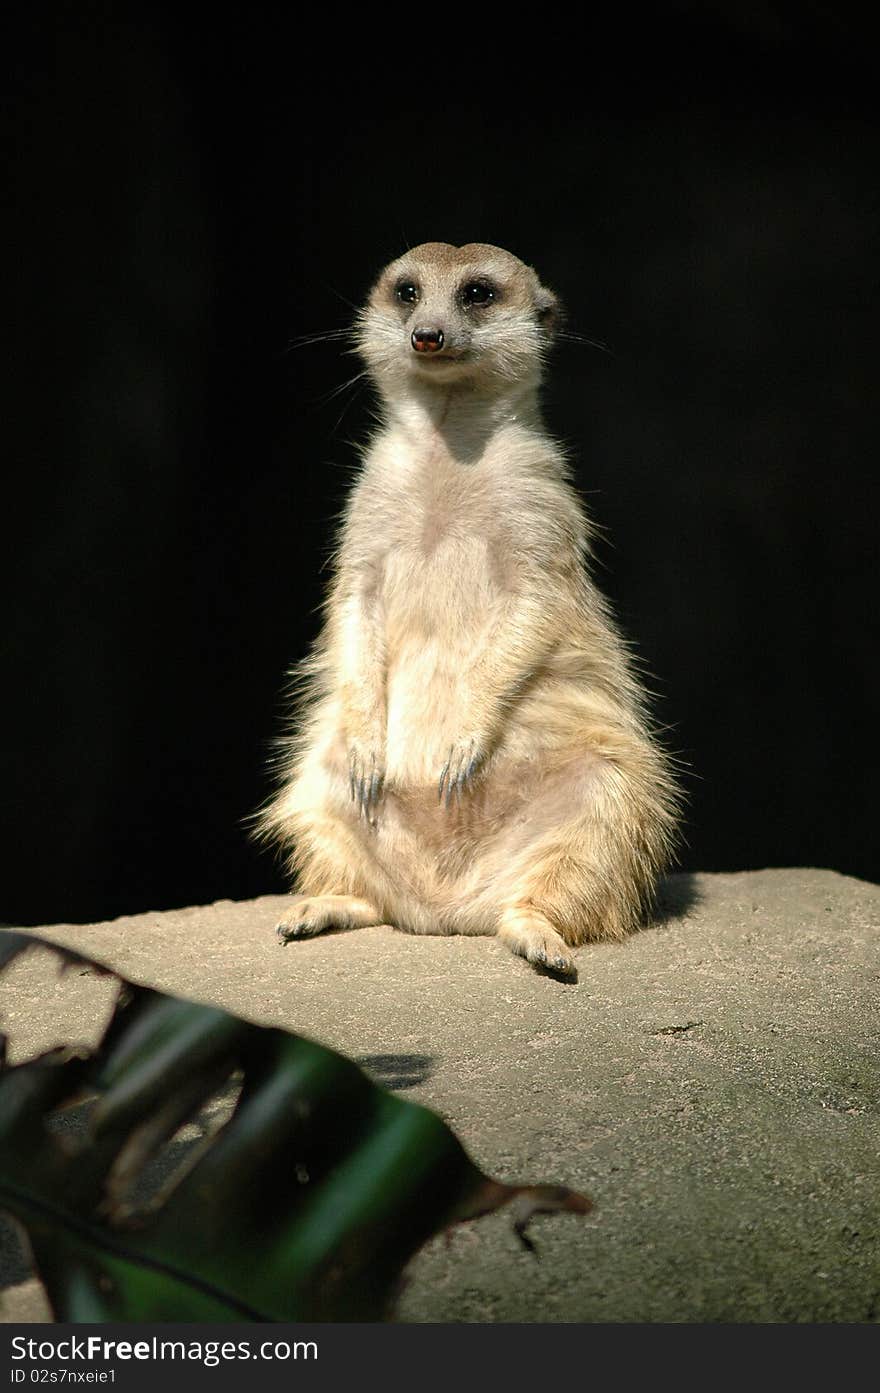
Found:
<box><xmin>531</xmin><ymin>950</ymin><xmax>578</xmax><ymax>980</ymax></box>
<box><xmin>277</xmin><ymin>921</ymin><xmax>311</xmax><ymax>943</ymax></box>
<box><xmin>445</xmin><ymin>764</ymin><xmax>456</xmax><ymax>807</ymax></box>
<box><xmin>440</xmin><ymin>741</ymin><xmax>482</xmax><ymax>808</ymax></box>
<box><xmin>438</xmin><ymin>749</ymin><xmax>453</xmax><ymax>804</ymax></box>
<box><xmin>349</xmin><ymin>749</ymin><xmax>385</xmax><ymax>820</ymax></box>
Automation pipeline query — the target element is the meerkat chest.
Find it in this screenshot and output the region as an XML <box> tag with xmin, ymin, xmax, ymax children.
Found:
<box><xmin>381</xmin><ymin>474</ymin><xmax>505</xmax><ymax>639</ymax></box>
<box><xmin>380</xmin><ymin>490</ymin><xmax>503</xmax><ymax>776</ymax></box>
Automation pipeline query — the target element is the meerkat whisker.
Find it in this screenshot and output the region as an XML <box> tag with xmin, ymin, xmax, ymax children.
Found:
<box><xmin>285</xmin><ymin>328</ymin><xmax>355</xmax><ymax>351</ymax></box>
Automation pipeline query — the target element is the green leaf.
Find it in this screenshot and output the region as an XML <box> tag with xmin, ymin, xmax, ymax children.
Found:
<box><xmin>0</xmin><ymin>930</ymin><xmax>591</xmax><ymax>1322</ymax></box>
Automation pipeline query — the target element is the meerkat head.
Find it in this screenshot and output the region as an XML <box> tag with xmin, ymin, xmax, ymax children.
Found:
<box><xmin>356</xmin><ymin>242</ymin><xmax>560</xmax><ymax>397</ymax></box>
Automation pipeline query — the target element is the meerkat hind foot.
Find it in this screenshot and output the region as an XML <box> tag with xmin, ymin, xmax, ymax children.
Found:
<box><xmin>498</xmin><ymin>909</ymin><xmax>577</xmax><ymax>979</ymax></box>
<box><xmin>276</xmin><ymin>894</ymin><xmax>383</xmax><ymax>943</ymax></box>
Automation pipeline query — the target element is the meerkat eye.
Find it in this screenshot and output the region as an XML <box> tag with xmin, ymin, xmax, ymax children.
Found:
<box><xmin>395</xmin><ymin>281</ymin><xmax>419</xmax><ymax>305</ymax></box>
<box><xmin>461</xmin><ymin>280</ymin><xmax>496</xmax><ymax>307</ymax></box>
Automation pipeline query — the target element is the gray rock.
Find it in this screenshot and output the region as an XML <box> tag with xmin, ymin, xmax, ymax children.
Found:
<box><xmin>1</xmin><ymin>868</ymin><xmax>878</xmax><ymax>1323</ymax></box>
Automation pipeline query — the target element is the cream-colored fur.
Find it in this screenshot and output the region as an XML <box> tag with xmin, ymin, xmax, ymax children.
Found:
<box><xmin>257</xmin><ymin>242</ymin><xmax>681</xmax><ymax>976</ymax></box>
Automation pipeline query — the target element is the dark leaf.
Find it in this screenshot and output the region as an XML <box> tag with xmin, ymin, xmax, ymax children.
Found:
<box><xmin>0</xmin><ymin>930</ymin><xmax>591</xmax><ymax>1321</ymax></box>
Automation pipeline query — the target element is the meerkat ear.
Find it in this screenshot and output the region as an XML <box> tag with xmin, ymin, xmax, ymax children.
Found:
<box><xmin>535</xmin><ymin>284</ymin><xmax>562</xmax><ymax>336</ymax></box>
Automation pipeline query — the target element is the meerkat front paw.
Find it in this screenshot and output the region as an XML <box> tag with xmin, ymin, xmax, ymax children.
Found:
<box><xmin>438</xmin><ymin>736</ymin><xmax>486</xmax><ymax>806</ymax></box>
<box><xmin>348</xmin><ymin>742</ymin><xmax>386</xmax><ymax>820</ymax></box>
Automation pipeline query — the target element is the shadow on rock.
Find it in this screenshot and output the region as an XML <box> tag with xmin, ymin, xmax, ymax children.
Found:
<box><xmin>357</xmin><ymin>1053</ymin><xmax>434</xmax><ymax>1090</ymax></box>
<box><xmin>651</xmin><ymin>871</ymin><xmax>701</xmax><ymax>928</ymax></box>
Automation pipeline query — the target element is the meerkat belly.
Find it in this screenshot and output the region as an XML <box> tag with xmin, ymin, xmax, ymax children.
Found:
<box><xmin>382</xmin><ymin>534</ymin><xmax>497</xmax><ymax>783</ymax></box>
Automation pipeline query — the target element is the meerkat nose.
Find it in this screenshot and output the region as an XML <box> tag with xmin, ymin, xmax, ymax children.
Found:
<box><xmin>411</xmin><ymin>327</ymin><xmax>444</xmax><ymax>353</ymax></box>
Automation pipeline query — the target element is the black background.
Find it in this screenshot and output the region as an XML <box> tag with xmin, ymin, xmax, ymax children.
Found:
<box><xmin>5</xmin><ymin>4</ymin><xmax>878</xmax><ymax>926</ymax></box>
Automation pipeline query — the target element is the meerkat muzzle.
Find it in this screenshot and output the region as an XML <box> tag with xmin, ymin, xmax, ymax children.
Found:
<box><xmin>411</xmin><ymin>327</ymin><xmax>444</xmax><ymax>353</ymax></box>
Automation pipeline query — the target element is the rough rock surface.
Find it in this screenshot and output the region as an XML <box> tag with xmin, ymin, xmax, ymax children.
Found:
<box><xmin>1</xmin><ymin>868</ymin><xmax>879</xmax><ymax>1323</ymax></box>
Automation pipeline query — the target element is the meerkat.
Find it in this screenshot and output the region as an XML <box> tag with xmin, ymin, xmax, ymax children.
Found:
<box><xmin>257</xmin><ymin>242</ymin><xmax>680</xmax><ymax>977</ymax></box>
